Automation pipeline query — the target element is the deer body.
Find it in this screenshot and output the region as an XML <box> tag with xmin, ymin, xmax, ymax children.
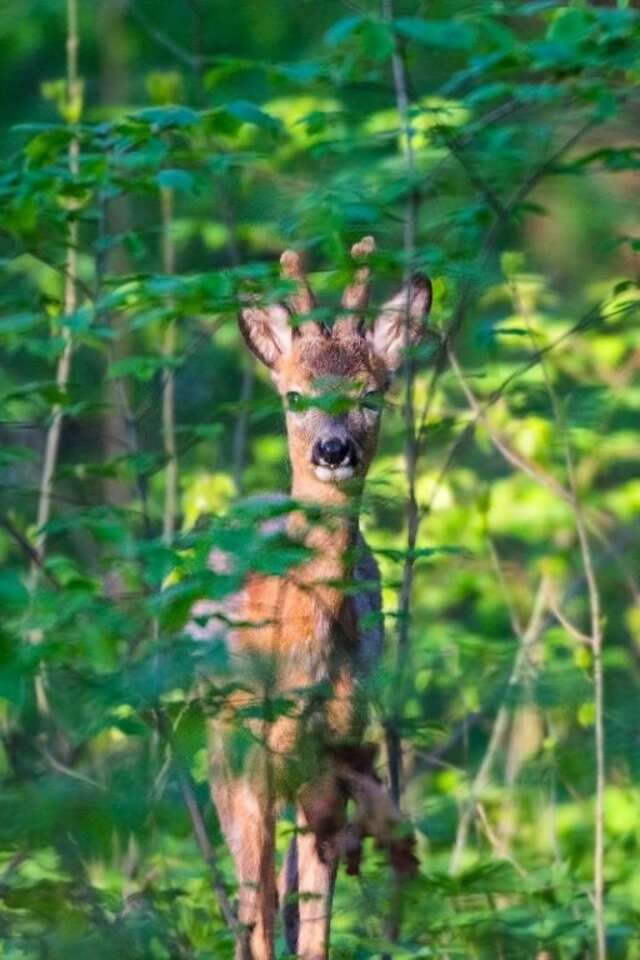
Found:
<box><xmin>204</xmin><ymin>239</ymin><xmax>431</xmax><ymax>960</ymax></box>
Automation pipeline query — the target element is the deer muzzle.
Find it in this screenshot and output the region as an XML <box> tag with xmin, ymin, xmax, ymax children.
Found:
<box><xmin>311</xmin><ymin>434</ymin><xmax>359</xmax><ymax>482</ymax></box>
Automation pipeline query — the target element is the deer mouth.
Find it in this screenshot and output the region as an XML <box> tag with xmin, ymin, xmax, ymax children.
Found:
<box><xmin>313</xmin><ymin>463</ymin><xmax>357</xmax><ymax>483</ymax></box>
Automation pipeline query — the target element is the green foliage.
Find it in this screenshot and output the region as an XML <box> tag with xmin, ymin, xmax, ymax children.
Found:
<box><xmin>0</xmin><ymin>1</ymin><xmax>639</xmax><ymax>958</ymax></box>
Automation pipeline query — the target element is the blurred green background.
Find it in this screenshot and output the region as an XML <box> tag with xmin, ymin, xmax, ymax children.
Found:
<box><xmin>1</xmin><ymin>1</ymin><xmax>639</xmax><ymax>957</ymax></box>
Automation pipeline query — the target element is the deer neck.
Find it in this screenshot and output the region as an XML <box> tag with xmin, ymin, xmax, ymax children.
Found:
<box><xmin>289</xmin><ymin>473</ymin><xmax>361</xmax><ymax>605</ymax></box>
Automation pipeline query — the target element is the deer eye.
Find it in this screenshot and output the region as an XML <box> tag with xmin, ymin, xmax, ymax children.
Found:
<box><xmin>286</xmin><ymin>391</ymin><xmax>304</xmax><ymax>411</ymax></box>
<box><xmin>361</xmin><ymin>390</ymin><xmax>383</xmax><ymax>411</ymax></box>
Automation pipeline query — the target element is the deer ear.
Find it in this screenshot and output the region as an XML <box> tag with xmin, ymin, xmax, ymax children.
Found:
<box><xmin>367</xmin><ymin>273</ymin><xmax>432</xmax><ymax>373</ymax></box>
<box><xmin>238</xmin><ymin>303</ymin><xmax>293</xmax><ymax>370</ymax></box>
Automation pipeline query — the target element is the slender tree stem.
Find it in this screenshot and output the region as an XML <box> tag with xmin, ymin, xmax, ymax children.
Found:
<box><xmin>29</xmin><ymin>0</ymin><xmax>80</xmax><ymax>590</ymax></box>
<box><xmin>381</xmin><ymin>0</ymin><xmax>421</xmax><ymax>808</ymax></box>
<box><xmin>562</xmin><ymin>452</ymin><xmax>606</xmax><ymax>960</ymax></box>
<box><xmin>160</xmin><ymin>187</ymin><xmax>178</xmax><ymax>542</ymax></box>
<box><xmin>380</xmin><ymin>2</ymin><xmax>422</xmax><ymax>953</ymax></box>
<box><xmin>524</xmin><ymin>313</ymin><xmax>606</xmax><ymax>960</ymax></box>
<box><xmin>152</xmin><ymin>711</ymin><xmax>251</xmax><ymax>960</ymax></box>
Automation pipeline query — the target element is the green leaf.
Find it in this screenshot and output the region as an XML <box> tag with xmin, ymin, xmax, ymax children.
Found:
<box><xmin>324</xmin><ymin>15</ymin><xmax>363</xmax><ymax>45</ymax></box>
<box><xmin>547</xmin><ymin>7</ymin><xmax>594</xmax><ymax>46</ymax></box>
<box><xmin>360</xmin><ymin>20</ymin><xmax>395</xmax><ymax>61</ymax></box>
<box><xmin>156</xmin><ymin>169</ymin><xmax>195</xmax><ymax>192</ymax></box>
<box><xmin>226</xmin><ymin>100</ymin><xmax>281</xmax><ymax>132</ymax></box>
<box><xmin>108</xmin><ymin>355</ymin><xmax>178</xmax><ymax>382</ymax></box>
<box><xmin>0</xmin><ymin>570</ymin><xmax>29</xmax><ymax>612</ymax></box>
<box><xmin>0</xmin><ymin>312</ymin><xmax>39</xmax><ymax>334</ymax></box>
<box><xmin>394</xmin><ymin>17</ymin><xmax>476</xmax><ymax>50</ymax></box>
<box><xmin>134</xmin><ymin>105</ymin><xmax>199</xmax><ymax>129</ymax></box>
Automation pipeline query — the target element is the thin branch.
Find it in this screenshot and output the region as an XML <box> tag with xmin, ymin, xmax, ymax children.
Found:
<box><xmin>447</xmin><ymin>343</ymin><xmax>572</xmax><ymax>503</ymax></box>
<box><xmin>508</xmin><ymin>118</ymin><xmax>596</xmax><ymax>216</ymax></box>
<box><xmin>415</xmin><ymin>116</ymin><xmax>597</xmax><ymax>450</ymax></box>
<box><xmin>419</xmin><ymin>419</ymin><xmax>476</xmax><ymax>520</ymax></box>
<box><xmin>36</xmin><ymin>743</ymin><xmax>104</xmax><ymax>790</ymax></box>
<box><xmin>443</xmin><ymin>134</ymin><xmax>507</xmax><ymax>218</ymax></box>
<box><xmin>450</xmin><ymin>577</ymin><xmax>549</xmax><ymax>874</ymax></box>
<box><xmin>448</xmin><ymin>337</ymin><xmax>637</xmax><ymax>608</ymax></box>
<box><xmin>0</xmin><ymin>851</ymin><xmax>29</xmax><ymax>885</ymax></box>
<box><xmin>0</xmin><ymin>514</ymin><xmax>61</xmax><ymax>589</ymax></box>
<box><xmin>548</xmin><ymin>596</ymin><xmax>591</xmax><ymax>646</ymax></box>
<box><xmin>475</xmin><ymin>801</ymin><xmax>527</xmax><ymax>879</ymax></box>
<box><xmin>129</xmin><ymin>1</ymin><xmax>200</xmax><ymax>67</ymax></box>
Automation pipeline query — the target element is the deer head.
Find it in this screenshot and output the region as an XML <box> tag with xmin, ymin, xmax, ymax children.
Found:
<box><xmin>239</xmin><ymin>237</ymin><xmax>432</xmax><ymax>498</ymax></box>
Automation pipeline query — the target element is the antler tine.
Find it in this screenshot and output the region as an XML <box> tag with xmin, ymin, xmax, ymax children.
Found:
<box><xmin>280</xmin><ymin>249</ymin><xmax>317</xmax><ymax>316</ymax></box>
<box><xmin>334</xmin><ymin>235</ymin><xmax>376</xmax><ymax>338</ymax></box>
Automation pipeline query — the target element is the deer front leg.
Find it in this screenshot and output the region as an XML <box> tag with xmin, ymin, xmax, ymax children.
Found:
<box><xmin>212</xmin><ymin>775</ymin><xmax>276</xmax><ymax>960</ymax></box>
<box><xmin>296</xmin><ymin>777</ymin><xmax>347</xmax><ymax>960</ymax></box>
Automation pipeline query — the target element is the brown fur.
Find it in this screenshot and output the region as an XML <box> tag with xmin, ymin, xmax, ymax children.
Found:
<box><xmin>208</xmin><ymin>240</ymin><xmax>431</xmax><ymax>960</ymax></box>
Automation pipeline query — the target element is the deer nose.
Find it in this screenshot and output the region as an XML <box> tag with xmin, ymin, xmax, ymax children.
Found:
<box><xmin>312</xmin><ymin>436</ymin><xmax>355</xmax><ymax>467</ymax></box>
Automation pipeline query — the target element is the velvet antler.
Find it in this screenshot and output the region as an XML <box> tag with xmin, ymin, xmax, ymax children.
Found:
<box><xmin>280</xmin><ymin>249</ymin><xmax>326</xmax><ymax>337</ymax></box>
<box><xmin>333</xmin><ymin>235</ymin><xmax>376</xmax><ymax>338</ymax></box>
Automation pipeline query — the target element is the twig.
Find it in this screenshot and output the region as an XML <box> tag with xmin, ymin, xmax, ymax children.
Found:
<box><xmin>439</xmin><ymin>319</ymin><xmax>638</xmax><ymax>604</ymax></box>
<box><xmin>443</xmin><ymin>134</ymin><xmax>507</xmax><ymax>218</ymax></box>
<box><xmin>416</xmin><ymin>116</ymin><xmax>597</xmax><ymax>449</ymax></box>
<box><xmin>508</xmin><ymin>118</ymin><xmax>596</xmax><ymax>217</ymax></box>
<box><xmin>419</xmin><ymin>419</ymin><xmax>476</xmax><ymax>520</ymax></box>
<box><xmin>548</xmin><ymin>596</ymin><xmax>591</xmax><ymax>646</ymax></box>
<box><xmin>36</xmin><ymin>743</ymin><xmax>104</xmax><ymax>791</ymax></box>
<box><xmin>475</xmin><ymin>801</ymin><xmax>527</xmax><ymax>879</ymax></box>
<box><xmin>450</xmin><ymin>577</ymin><xmax>549</xmax><ymax>874</ymax></box>
<box><xmin>447</xmin><ymin>344</ymin><xmax>572</xmax><ymax>504</ymax></box>
<box><xmin>0</xmin><ymin>514</ymin><xmax>61</xmax><ymax>589</ymax></box>
<box><xmin>129</xmin><ymin>1</ymin><xmax>200</xmax><ymax>68</ymax></box>
<box><xmin>0</xmin><ymin>850</ymin><xmax>29</xmax><ymax>885</ymax></box>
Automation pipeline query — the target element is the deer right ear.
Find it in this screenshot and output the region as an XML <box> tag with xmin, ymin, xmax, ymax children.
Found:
<box><xmin>238</xmin><ymin>303</ymin><xmax>293</xmax><ymax>370</ymax></box>
<box><xmin>367</xmin><ymin>273</ymin><xmax>432</xmax><ymax>373</ymax></box>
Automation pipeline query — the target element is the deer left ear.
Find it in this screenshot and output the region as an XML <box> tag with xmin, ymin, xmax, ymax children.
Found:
<box><xmin>367</xmin><ymin>273</ymin><xmax>432</xmax><ymax>373</ymax></box>
<box><xmin>238</xmin><ymin>302</ymin><xmax>293</xmax><ymax>371</ymax></box>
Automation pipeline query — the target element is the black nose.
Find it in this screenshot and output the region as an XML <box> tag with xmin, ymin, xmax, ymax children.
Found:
<box><xmin>313</xmin><ymin>436</ymin><xmax>354</xmax><ymax>467</ymax></box>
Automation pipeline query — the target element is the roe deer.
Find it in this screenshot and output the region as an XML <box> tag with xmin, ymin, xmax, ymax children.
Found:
<box><xmin>201</xmin><ymin>237</ymin><xmax>431</xmax><ymax>960</ymax></box>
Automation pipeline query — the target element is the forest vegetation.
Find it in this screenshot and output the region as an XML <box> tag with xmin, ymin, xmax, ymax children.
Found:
<box><xmin>0</xmin><ymin>1</ymin><xmax>639</xmax><ymax>957</ymax></box>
